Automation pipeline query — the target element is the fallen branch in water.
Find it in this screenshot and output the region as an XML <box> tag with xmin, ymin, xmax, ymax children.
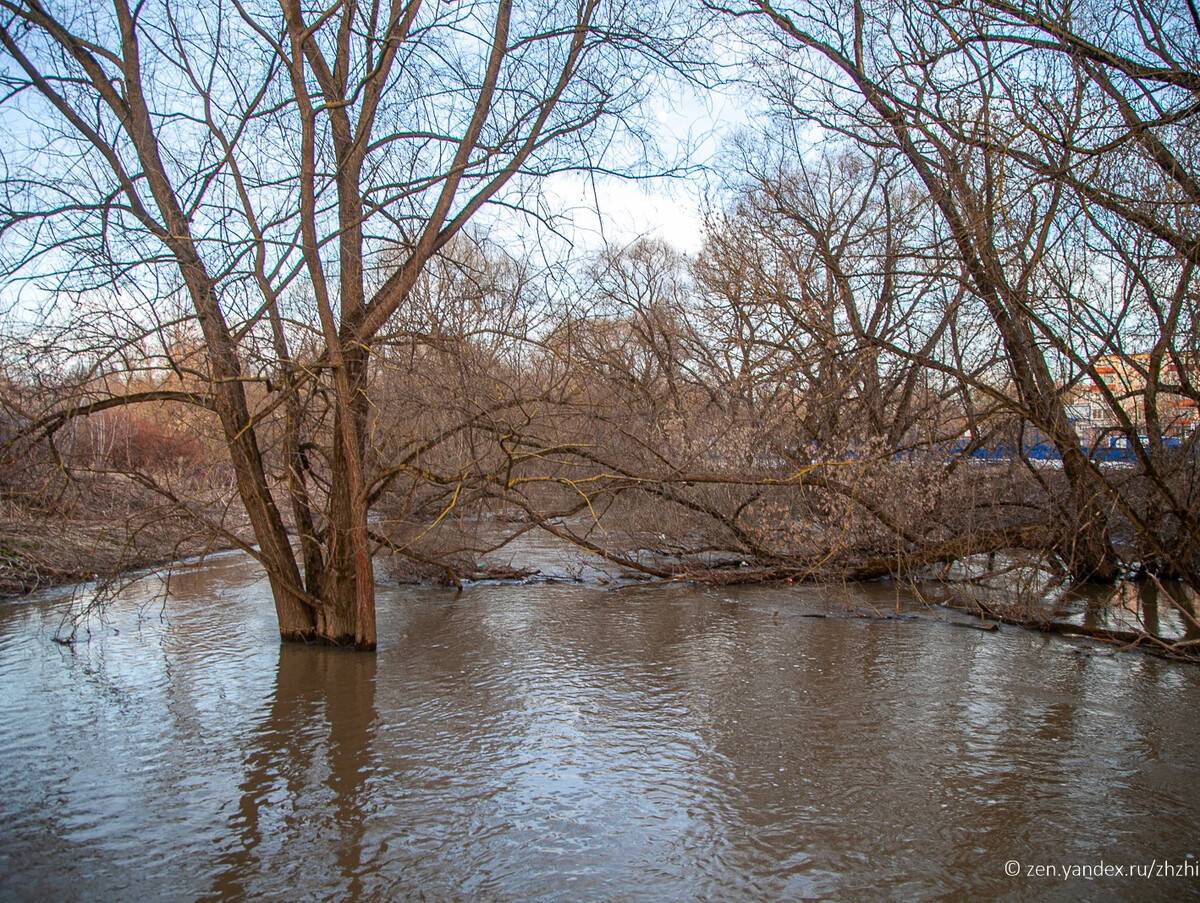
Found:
<box><xmin>951</xmin><ymin>596</ymin><xmax>1200</xmax><ymax>663</ymax></box>
<box><xmin>844</xmin><ymin>524</ymin><xmax>1055</xmax><ymax>581</ymax></box>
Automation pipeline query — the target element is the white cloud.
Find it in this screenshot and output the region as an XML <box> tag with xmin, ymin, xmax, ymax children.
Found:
<box><xmin>539</xmin><ymin>173</ymin><xmax>708</xmax><ymax>255</ymax></box>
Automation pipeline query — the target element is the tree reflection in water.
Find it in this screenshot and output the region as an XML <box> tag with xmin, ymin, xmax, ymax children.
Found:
<box><xmin>204</xmin><ymin>644</ymin><xmax>377</xmax><ymax>902</ymax></box>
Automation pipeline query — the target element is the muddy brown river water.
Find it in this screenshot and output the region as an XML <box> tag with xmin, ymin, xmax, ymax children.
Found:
<box><xmin>0</xmin><ymin>550</ymin><xmax>1197</xmax><ymax>902</ymax></box>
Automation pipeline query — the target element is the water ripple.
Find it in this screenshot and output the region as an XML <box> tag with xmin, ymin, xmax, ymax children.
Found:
<box><xmin>0</xmin><ymin>560</ymin><xmax>1197</xmax><ymax>901</ymax></box>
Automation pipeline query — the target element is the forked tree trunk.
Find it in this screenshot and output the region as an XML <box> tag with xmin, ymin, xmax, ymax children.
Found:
<box><xmin>305</xmin><ymin>350</ymin><xmax>378</xmax><ymax>650</ymax></box>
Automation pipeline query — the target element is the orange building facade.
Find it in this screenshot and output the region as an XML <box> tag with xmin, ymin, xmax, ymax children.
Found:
<box><xmin>1067</xmin><ymin>353</ymin><xmax>1198</xmax><ymax>442</ymax></box>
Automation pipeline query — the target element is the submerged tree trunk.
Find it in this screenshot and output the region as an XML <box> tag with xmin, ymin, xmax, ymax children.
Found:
<box><xmin>316</xmin><ymin>393</ymin><xmax>378</xmax><ymax>650</ymax></box>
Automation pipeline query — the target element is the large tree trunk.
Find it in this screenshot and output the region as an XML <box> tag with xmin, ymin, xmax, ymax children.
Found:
<box><xmin>893</xmin><ymin>130</ymin><xmax>1120</xmax><ymax>582</ymax></box>
<box><xmin>309</xmin><ymin>346</ymin><xmax>377</xmax><ymax>650</ymax></box>
<box><xmin>990</xmin><ymin>303</ymin><xmax>1121</xmax><ymax>582</ymax></box>
<box><xmin>83</xmin><ymin>0</ymin><xmax>319</xmax><ymax>641</ymax></box>
<box><xmin>218</xmin><ymin>393</ymin><xmax>317</xmax><ymax>641</ymax></box>
<box><xmin>315</xmin><ymin>405</ymin><xmax>375</xmax><ymax>648</ymax></box>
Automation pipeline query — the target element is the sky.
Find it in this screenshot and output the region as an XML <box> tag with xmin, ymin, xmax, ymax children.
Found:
<box><xmin>0</xmin><ymin>31</ymin><xmax>756</xmax><ymax>324</ymax></box>
<box><xmin>533</xmin><ymin>81</ymin><xmax>754</xmax><ymax>257</ymax></box>
<box><xmin>539</xmin><ymin>173</ymin><xmax>709</xmax><ymax>256</ymax></box>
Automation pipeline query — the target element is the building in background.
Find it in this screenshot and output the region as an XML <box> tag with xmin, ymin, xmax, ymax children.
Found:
<box><xmin>1067</xmin><ymin>353</ymin><xmax>1198</xmax><ymax>447</ymax></box>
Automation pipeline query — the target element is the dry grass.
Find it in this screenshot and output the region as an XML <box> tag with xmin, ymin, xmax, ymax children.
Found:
<box><xmin>0</xmin><ymin>474</ymin><xmax>235</xmax><ymax>599</ymax></box>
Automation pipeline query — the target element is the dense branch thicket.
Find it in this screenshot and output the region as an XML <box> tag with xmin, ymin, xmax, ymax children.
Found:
<box><xmin>705</xmin><ymin>0</ymin><xmax>1200</xmax><ymax>592</ymax></box>
<box><xmin>2</xmin><ymin>0</ymin><xmax>1198</xmax><ymax>650</ymax></box>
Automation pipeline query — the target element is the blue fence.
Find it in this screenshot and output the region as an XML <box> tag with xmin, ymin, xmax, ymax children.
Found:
<box><xmin>907</xmin><ymin>435</ymin><xmax>1187</xmax><ymax>465</ymax></box>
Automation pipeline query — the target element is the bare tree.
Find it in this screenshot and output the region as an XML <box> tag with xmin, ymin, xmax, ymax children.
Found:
<box><xmin>709</xmin><ymin>0</ymin><xmax>1200</xmax><ymax>593</ymax></box>
<box><xmin>711</xmin><ymin>0</ymin><xmax>1127</xmax><ymax>580</ymax></box>
<box><xmin>1</xmin><ymin>0</ymin><xmax>689</xmax><ymax>646</ymax></box>
<box><xmin>698</xmin><ymin>139</ymin><xmax>963</xmax><ymax>450</ymax></box>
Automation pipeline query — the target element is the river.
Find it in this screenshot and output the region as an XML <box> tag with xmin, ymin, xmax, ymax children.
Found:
<box><xmin>0</xmin><ymin>549</ymin><xmax>1197</xmax><ymax>902</ymax></box>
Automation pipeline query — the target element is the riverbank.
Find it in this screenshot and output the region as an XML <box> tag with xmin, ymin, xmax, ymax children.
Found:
<box><xmin>8</xmin><ymin>506</ymin><xmax>1198</xmax><ymax>665</ymax></box>
<box><xmin>0</xmin><ymin>510</ymin><xmax>226</xmax><ymax>598</ymax></box>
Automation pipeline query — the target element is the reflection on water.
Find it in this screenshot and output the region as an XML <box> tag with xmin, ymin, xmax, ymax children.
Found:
<box><xmin>0</xmin><ymin>553</ymin><xmax>1198</xmax><ymax>902</ymax></box>
<box><xmin>1065</xmin><ymin>579</ymin><xmax>1200</xmax><ymax>642</ymax></box>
